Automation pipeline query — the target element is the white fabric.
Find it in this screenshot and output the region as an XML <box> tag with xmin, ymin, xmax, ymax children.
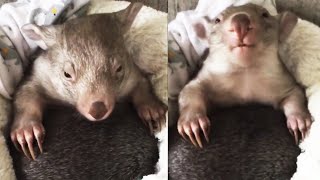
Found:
<box><xmin>0</xmin><ymin>0</ymin><xmax>89</xmax><ymax>57</ymax></box>
<box><xmin>0</xmin><ymin>0</ymin><xmax>89</xmax><ymax>99</ymax></box>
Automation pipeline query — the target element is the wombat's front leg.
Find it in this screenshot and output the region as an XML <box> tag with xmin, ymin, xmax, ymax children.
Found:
<box><xmin>131</xmin><ymin>77</ymin><xmax>167</xmax><ymax>133</ymax></box>
<box><xmin>280</xmin><ymin>86</ymin><xmax>312</xmax><ymax>144</ymax></box>
<box><xmin>178</xmin><ymin>80</ymin><xmax>210</xmax><ymax>148</ymax></box>
<box><xmin>11</xmin><ymin>81</ymin><xmax>46</xmax><ymax>160</ymax></box>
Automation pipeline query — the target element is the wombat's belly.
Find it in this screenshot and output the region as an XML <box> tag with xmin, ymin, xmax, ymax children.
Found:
<box><xmin>9</xmin><ymin>103</ymin><xmax>158</xmax><ymax>180</ymax></box>
<box><xmin>207</xmin><ymin>72</ymin><xmax>294</xmax><ymax>106</ymax></box>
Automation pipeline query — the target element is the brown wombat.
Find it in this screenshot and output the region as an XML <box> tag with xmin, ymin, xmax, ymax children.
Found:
<box><xmin>10</xmin><ymin>2</ymin><xmax>167</xmax><ymax>160</ymax></box>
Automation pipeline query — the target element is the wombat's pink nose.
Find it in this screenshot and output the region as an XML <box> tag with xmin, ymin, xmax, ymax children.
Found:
<box><xmin>231</xmin><ymin>14</ymin><xmax>251</xmax><ymax>40</ymax></box>
<box><xmin>89</xmin><ymin>101</ymin><xmax>108</xmax><ymax>120</ymax></box>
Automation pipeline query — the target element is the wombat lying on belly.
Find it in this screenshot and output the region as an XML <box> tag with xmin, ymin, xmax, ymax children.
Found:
<box><xmin>10</xmin><ymin>2</ymin><xmax>167</xmax><ymax>160</ymax></box>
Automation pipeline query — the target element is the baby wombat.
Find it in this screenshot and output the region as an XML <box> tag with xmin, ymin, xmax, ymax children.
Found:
<box><xmin>178</xmin><ymin>4</ymin><xmax>311</xmax><ymax>147</ymax></box>
<box><xmin>10</xmin><ymin>3</ymin><xmax>167</xmax><ymax>160</ymax></box>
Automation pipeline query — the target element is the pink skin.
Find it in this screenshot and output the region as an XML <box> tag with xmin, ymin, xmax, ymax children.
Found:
<box><xmin>77</xmin><ymin>96</ymin><xmax>116</xmax><ymax>122</ymax></box>
<box><xmin>219</xmin><ymin>13</ymin><xmax>261</xmax><ymax>68</ymax></box>
<box><xmin>225</xmin><ymin>14</ymin><xmax>257</xmax><ymax>55</ymax></box>
<box><xmin>10</xmin><ymin>94</ymin><xmax>45</xmax><ymax>160</ymax></box>
<box><xmin>178</xmin><ymin>111</ymin><xmax>210</xmax><ymax>148</ymax></box>
<box><xmin>78</xmin><ymin>103</ymin><xmax>115</xmax><ymax>122</ymax></box>
<box><xmin>281</xmin><ymin>88</ymin><xmax>312</xmax><ymax>144</ymax></box>
<box><xmin>11</xmin><ymin>119</ymin><xmax>45</xmax><ymax>160</ymax></box>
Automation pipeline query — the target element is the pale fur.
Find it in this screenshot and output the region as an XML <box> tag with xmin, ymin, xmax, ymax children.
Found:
<box><xmin>178</xmin><ymin>5</ymin><xmax>310</xmax><ymax>154</ymax></box>
<box><xmin>179</xmin><ymin>41</ymin><xmax>304</xmax><ymax>114</ymax></box>
<box><xmin>88</xmin><ymin>1</ymin><xmax>168</xmax><ymax>179</ymax></box>
<box><xmin>279</xmin><ymin>18</ymin><xmax>320</xmax><ymax>180</ymax></box>
<box><xmin>192</xmin><ymin>46</ymin><xmax>295</xmax><ymax>106</ymax></box>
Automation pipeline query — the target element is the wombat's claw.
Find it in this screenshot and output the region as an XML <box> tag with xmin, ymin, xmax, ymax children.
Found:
<box><xmin>11</xmin><ymin>123</ymin><xmax>45</xmax><ymax>160</ymax></box>
<box><xmin>178</xmin><ymin>115</ymin><xmax>210</xmax><ymax>148</ymax></box>
<box><xmin>136</xmin><ymin>102</ymin><xmax>167</xmax><ymax>133</ymax></box>
<box><xmin>142</xmin><ymin>119</ymin><xmax>154</xmax><ymax>134</ymax></box>
<box><xmin>156</xmin><ymin>116</ymin><xmax>166</xmax><ymax>131</ymax></box>
<box><xmin>287</xmin><ymin>114</ymin><xmax>312</xmax><ymax>144</ymax></box>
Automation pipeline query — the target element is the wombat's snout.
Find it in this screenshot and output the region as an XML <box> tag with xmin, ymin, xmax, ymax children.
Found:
<box><xmin>77</xmin><ymin>94</ymin><xmax>115</xmax><ymax>121</ymax></box>
<box><xmin>230</xmin><ymin>14</ymin><xmax>252</xmax><ymax>41</ymax></box>
<box><xmin>89</xmin><ymin>101</ymin><xmax>108</xmax><ymax>120</ymax></box>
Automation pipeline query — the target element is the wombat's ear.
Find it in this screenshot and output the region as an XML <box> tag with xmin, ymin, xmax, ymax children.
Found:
<box><xmin>193</xmin><ymin>21</ymin><xmax>207</xmax><ymax>39</ymax></box>
<box><xmin>117</xmin><ymin>2</ymin><xmax>143</xmax><ymax>32</ymax></box>
<box><xmin>279</xmin><ymin>11</ymin><xmax>298</xmax><ymax>43</ymax></box>
<box><xmin>22</xmin><ymin>24</ymin><xmax>60</xmax><ymax>50</ymax></box>
<box><xmin>189</xmin><ymin>17</ymin><xmax>210</xmax><ymax>58</ymax></box>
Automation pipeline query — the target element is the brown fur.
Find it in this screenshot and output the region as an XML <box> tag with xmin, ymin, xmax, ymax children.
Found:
<box><xmin>10</xmin><ymin>3</ymin><xmax>167</xmax><ymax>160</ymax></box>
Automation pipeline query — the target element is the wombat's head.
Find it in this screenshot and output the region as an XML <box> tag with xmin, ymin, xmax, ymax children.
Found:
<box><xmin>194</xmin><ymin>4</ymin><xmax>298</xmax><ymax>67</ymax></box>
<box><xmin>22</xmin><ymin>3</ymin><xmax>143</xmax><ymax>121</ymax></box>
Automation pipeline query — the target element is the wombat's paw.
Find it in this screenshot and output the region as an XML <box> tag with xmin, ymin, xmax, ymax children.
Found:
<box><xmin>11</xmin><ymin>120</ymin><xmax>45</xmax><ymax>160</ymax></box>
<box><xmin>177</xmin><ymin>112</ymin><xmax>210</xmax><ymax>148</ymax></box>
<box><xmin>286</xmin><ymin>113</ymin><xmax>312</xmax><ymax>144</ymax></box>
<box><xmin>136</xmin><ymin>100</ymin><xmax>167</xmax><ymax>133</ymax></box>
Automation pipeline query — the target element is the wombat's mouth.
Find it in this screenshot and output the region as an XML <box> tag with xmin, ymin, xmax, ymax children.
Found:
<box><xmin>231</xmin><ymin>44</ymin><xmax>255</xmax><ymax>52</ymax></box>
<box><xmin>231</xmin><ymin>43</ymin><xmax>257</xmax><ymax>57</ymax></box>
<box><xmin>236</xmin><ymin>43</ymin><xmax>254</xmax><ymax>48</ymax></box>
<box><xmin>231</xmin><ymin>43</ymin><xmax>256</xmax><ymax>51</ymax></box>
<box><xmin>228</xmin><ymin>27</ymin><xmax>254</xmax><ymax>32</ymax></box>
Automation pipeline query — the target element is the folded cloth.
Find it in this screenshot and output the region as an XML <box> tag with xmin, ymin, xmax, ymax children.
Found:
<box><xmin>168</xmin><ymin>0</ymin><xmax>277</xmax><ymax>102</ymax></box>
<box><xmin>0</xmin><ymin>0</ymin><xmax>89</xmax><ymax>99</ymax></box>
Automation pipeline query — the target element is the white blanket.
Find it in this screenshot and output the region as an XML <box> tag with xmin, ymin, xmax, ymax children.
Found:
<box><xmin>0</xmin><ymin>0</ymin><xmax>89</xmax><ymax>99</ymax></box>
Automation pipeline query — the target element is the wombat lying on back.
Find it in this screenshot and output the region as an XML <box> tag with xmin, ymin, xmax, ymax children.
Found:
<box><xmin>10</xmin><ymin>2</ymin><xmax>167</xmax><ymax>160</ymax></box>
<box><xmin>178</xmin><ymin>4</ymin><xmax>311</xmax><ymax>147</ymax></box>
